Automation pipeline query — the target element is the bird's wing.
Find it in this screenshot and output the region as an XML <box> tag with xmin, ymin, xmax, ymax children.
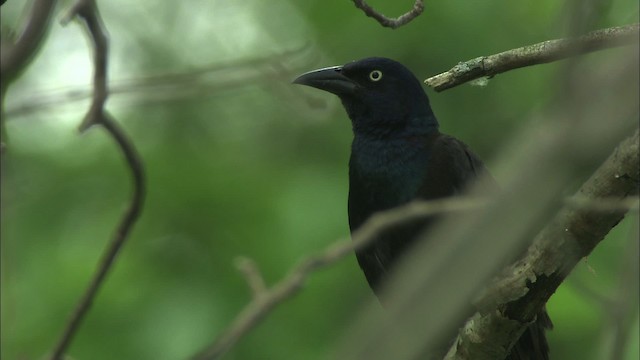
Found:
<box><xmin>419</xmin><ymin>135</ymin><xmax>552</xmax><ymax>360</ymax></box>
<box><xmin>416</xmin><ymin>133</ymin><xmax>496</xmax><ymax>199</ymax></box>
<box><xmin>355</xmin><ymin>133</ymin><xmax>496</xmax><ymax>292</ymax></box>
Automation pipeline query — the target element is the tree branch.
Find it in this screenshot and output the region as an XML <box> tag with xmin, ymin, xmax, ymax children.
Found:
<box><xmin>235</xmin><ymin>257</ymin><xmax>268</xmax><ymax>299</ymax></box>
<box><xmin>445</xmin><ymin>130</ymin><xmax>639</xmax><ymax>360</ymax></box>
<box><xmin>191</xmin><ymin>197</ymin><xmax>488</xmax><ymax>360</ymax></box>
<box><xmin>0</xmin><ymin>0</ymin><xmax>57</xmax><ymax>83</ymax></box>
<box><xmin>1</xmin><ymin>0</ymin><xmax>58</xmax><ymax>153</ymax></box>
<box><xmin>48</xmin><ymin>1</ymin><xmax>145</xmax><ymax>359</ymax></box>
<box><xmin>352</xmin><ymin>0</ymin><xmax>424</xmax><ymax>29</ymax></box>
<box><xmin>424</xmin><ymin>23</ymin><xmax>639</xmax><ymax>91</ymax></box>
<box><xmin>60</xmin><ymin>0</ymin><xmax>109</xmax><ymax>132</ymax></box>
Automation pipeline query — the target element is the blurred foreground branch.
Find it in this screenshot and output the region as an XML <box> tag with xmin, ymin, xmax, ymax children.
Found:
<box><xmin>1</xmin><ymin>0</ymin><xmax>58</xmax><ymax>152</ymax></box>
<box><xmin>446</xmin><ymin>130</ymin><xmax>639</xmax><ymax>359</ymax></box>
<box><xmin>0</xmin><ymin>0</ymin><xmax>57</xmax><ymax>83</ymax></box>
<box><xmin>352</xmin><ymin>0</ymin><xmax>424</xmax><ymax>29</ymax></box>
<box><xmin>49</xmin><ymin>1</ymin><xmax>145</xmax><ymax>359</ymax></box>
<box><xmin>4</xmin><ymin>45</ymin><xmax>316</xmax><ymax>118</ymax></box>
<box><xmin>60</xmin><ymin>0</ymin><xmax>107</xmax><ymax>132</ymax></box>
<box><xmin>424</xmin><ymin>23</ymin><xmax>639</xmax><ymax>91</ymax></box>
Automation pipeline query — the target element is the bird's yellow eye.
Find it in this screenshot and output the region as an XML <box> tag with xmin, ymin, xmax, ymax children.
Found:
<box><xmin>369</xmin><ymin>70</ymin><xmax>383</xmax><ymax>82</ymax></box>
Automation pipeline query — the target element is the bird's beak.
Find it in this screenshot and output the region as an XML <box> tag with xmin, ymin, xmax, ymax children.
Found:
<box><xmin>292</xmin><ymin>66</ymin><xmax>358</xmax><ymax>95</ymax></box>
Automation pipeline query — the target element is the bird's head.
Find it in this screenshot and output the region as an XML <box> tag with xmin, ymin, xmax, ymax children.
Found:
<box><xmin>294</xmin><ymin>57</ymin><xmax>438</xmax><ymax>136</ymax></box>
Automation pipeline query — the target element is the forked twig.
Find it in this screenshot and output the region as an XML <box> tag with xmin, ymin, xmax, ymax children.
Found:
<box><xmin>49</xmin><ymin>1</ymin><xmax>145</xmax><ymax>359</ymax></box>
<box><xmin>352</xmin><ymin>0</ymin><xmax>424</xmax><ymax>29</ymax></box>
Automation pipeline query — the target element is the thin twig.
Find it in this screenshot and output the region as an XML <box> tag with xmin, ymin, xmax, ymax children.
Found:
<box><xmin>191</xmin><ymin>197</ymin><xmax>488</xmax><ymax>360</ymax></box>
<box><xmin>60</xmin><ymin>0</ymin><xmax>109</xmax><ymax>132</ymax></box>
<box><xmin>352</xmin><ymin>0</ymin><xmax>424</xmax><ymax>29</ymax></box>
<box><xmin>4</xmin><ymin>45</ymin><xmax>314</xmax><ymax>118</ymax></box>
<box><xmin>49</xmin><ymin>113</ymin><xmax>144</xmax><ymax>360</ymax></box>
<box><xmin>235</xmin><ymin>257</ymin><xmax>268</xmax><ymax>299</ymax></box>
<box><xmin>48</xmin><ymin>1</ymin><xmax>145</xmax><ymax>359</ymax></box>
<box><xmin>424</xmin><ymin>23</ymin><xmax>640</xmax><ymax>91</ymax></box>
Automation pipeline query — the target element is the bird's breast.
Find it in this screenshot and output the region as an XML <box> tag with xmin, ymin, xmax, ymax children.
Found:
<box><xmin>348</xmin><ymin>136</ymin><xmax>430</xmax><ymax>229</ymax></box>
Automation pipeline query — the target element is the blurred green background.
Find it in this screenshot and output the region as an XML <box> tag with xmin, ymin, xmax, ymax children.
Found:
<box><xmin>1</xmin><ymin>1</ymin><xmax>638</xmax><ymax>359</ymax></box>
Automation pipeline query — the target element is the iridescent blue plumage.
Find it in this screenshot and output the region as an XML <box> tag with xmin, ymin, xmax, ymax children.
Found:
<box><xmin>294</xmin><ymin>57</ymin><xmax>550</xmax><ymax>360</ymax></box>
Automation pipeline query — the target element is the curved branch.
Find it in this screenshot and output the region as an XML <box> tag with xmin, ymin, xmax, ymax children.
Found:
<box><xmin>60</xmin><ymin>0</ymin><xmax>109</xmax><ymax>132</ymax></box>
<box><xmin>1</xmin><ymin>0</ymin><xmax>58</xmax><ymax>153</ymax></box>
<box><xmin>48</xmin><ymin>1</ymin><xmax>145</xmax><ymax>359</ymax></box>
<box><xmin>352</xmin><ymin>0</ymin><xmax>424</xmax><ymax>29</ymax></box>
<box><xmin>0</xmin><ymin>0</ymin><xmax>57</xmax><ymax>83</ymax></box>
<box><xmin>424</xmin><ymin>24</ymin><xmax>640</xmax><ymax>91</ymax></box>
<box><xmin>49</xmin><ymin>113</ymin><xmax>145</xmax><ymax>360</ymax></box>
<box><xmin>446</xmin><ymin>130</ymin><xmax>639</xmax><ymax>360</ymax></box>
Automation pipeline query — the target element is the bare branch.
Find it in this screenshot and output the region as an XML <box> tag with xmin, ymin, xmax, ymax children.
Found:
<box><xmin>445</xmin><ymin>130</ymin><xmax>639</xmax><ymax>360</ymax></box>
<box><xmin>235</xmin><ymin>257</ymin><xmax>268</xmax><ymax>299</ymax></box>
<box><xmin>60</xmin><ymin>0</ymin><xmax>109</xmax><ymax>132</ymax></box>
<box><xmin>49</xmin><ymin>113</ymin><xmax>145</xmax><ymax>360</ymax></box>
<box><xmin>1</xmin><ymin>0</ymin><xmax>58</xmax><ymax>153</ymax></box>
<box><xmin>4</xmin><ymin>45</ymin><xmax>315</xmax><ymax>118</ymax></box>
<box><xmin>191</xmin><ymin>197</ymin><xmax>488</xmax><ymax>360</ymax></box>
<box><xmin>48</xmin><ymin>1</ymin><xmax>145</xmax><ymax>359</ymax></box>
<box><xmin>352</xmin><ymin>0</ymin><xmax>424</xmax><ymax>29</ymax></box>
<box><xmin>0</xmin><ymin>0</ymin><xmax>57</xmax><ymax>83</ymax></box>
<box><xmin>424</xmin><ymin>23</ymin><xmax>639</xmax><ymax>91</ymax></box>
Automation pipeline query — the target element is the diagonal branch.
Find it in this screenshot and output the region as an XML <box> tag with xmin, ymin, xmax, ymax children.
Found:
<box><xmin>190</xmin><ymin>197</ymin><xmax>488</xmax><ymax>360</ymax></box>
<box><xmin>352</xmin><ymin>0</ymin><xmax>424</xmax><ymax>29</ymax></box>
<box><xmin>445</xmin><ymin>130</ymin><xmax>639</xmax><ymax>360</ymax></box>
<box><xmin>48</xmin><ymin>1</ymin><xmax>145</xmax><ymax>359</ymax></box>
<box><xmin>424</xmin><ymin>23</ymin><xmax>639</xmax><ymax>91</ymax></box>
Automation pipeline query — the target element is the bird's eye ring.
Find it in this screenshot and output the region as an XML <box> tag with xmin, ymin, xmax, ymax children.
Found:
<box><xmin>369</xmin><ymin>70</ymin><xmax>383</xmax><ymax>82</ymax></box>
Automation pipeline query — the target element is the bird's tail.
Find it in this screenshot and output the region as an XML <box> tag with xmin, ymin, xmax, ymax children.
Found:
<box><xmin>507</xmin><ymin>308</ymin><xmax>553</xmax><ymax>360</ymax></box>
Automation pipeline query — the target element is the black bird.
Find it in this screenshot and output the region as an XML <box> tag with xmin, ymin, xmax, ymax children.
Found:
<box><xmin>294</xmin><ymin>57</ymin><xmax>551</xmax><ymax>360</ymax></box>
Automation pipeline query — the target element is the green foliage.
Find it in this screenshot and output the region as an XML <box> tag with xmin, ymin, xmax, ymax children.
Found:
<box><xmin>1</xmin><ymin>1</ymin><xmax>638</xmax><ymax>359</ymax></box>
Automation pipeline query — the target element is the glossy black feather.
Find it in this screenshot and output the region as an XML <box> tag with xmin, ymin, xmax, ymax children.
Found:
<box><xmin>294</xmin><ymin>57</ymin><xmax>550</xmax><ymax>360</ymax></box>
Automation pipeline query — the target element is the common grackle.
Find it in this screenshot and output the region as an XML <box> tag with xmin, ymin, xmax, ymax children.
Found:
<box><xmin>294</xmin><ymin>57</ymin><xmax>551</xmax><ymax>360</ymax></box>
